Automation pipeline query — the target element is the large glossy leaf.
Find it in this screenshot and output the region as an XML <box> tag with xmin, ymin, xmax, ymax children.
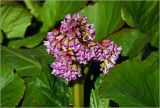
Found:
<box><xmin>39</xmin><ymin>0</ymin><xmax>87</xmax><ymax>32</ymax></box>
<box><xmin>121</xmin><ymin>1</ymin><xmax>159</xmax><ymax>48</ymax></box>
<box><xmin>0</xmin><ymin>64</ymin><xmax>26</xmax><ymax>107</ymax></box>
<box><xmin>24</xmin><ymin>0</ymin><xmax>41</xmax><ymax>18</ymax></box>
<box><xmin>0</xmin><ymin>2</ymin><xmax>32</xmax><ymax>39</ymax></box>
<box><xmin>99</xmin><ymin>52</ymin><xmax>159</xmax><ymax>107</ymax></box>
<box><xmin>81</xmin><ymin>1</ymin><xmax>124</xmax><ymax>41</ymax></box>
<box><xmin>1</xmin><ymin>46</ymin><xmax>69</xmax><ymax>107</ymax></box>
<box><xmin>108</xmin><ymin>28</ymin><xmax>150</xmax><ymax>58</ymax></box>
<box><xmin>8</xmin><ymin>32</ymin><xmax>45</xmax><ymax>48</ymax></box>
<box><xmin>22</xmin><ymin>75</ymin><xmax>69</xmax><ymax>107</ymax></box>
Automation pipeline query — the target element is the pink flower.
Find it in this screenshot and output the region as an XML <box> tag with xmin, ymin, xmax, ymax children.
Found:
<box><xmin>44</xmin><ymin>13</ymin><xmax>122</xmax><ymax>81</ymax></box>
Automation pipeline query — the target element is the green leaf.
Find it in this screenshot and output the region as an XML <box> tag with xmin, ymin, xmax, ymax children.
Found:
<box><xmin>121</xmin><ymin>1</ymin><xmax>159</xmax><ymax>48</ymax></box>
<box><xmin>108</xmin><ymin>28</ymin><xmax>150</xmax><ymax>58</ymax></box>
<box><xmin>39</xmin><ymin>0</ymin><xmax>87</xmax><ymax>32</ymax></box>
<box><xmin>24</xmin><ymin>0</ymin><xmax>41</xmax><ymax>18</ymax></box>
<box><xmin>121</xmin><ymin>7</ymin><xmax>135</xmax><ymax>27</ymax></box>
<box><xmin>1</xmin><ymin>46</ymin><xmax>69</xmax><ymax>107</ymax></box>
<box><xmin>0</xmin><ymin>64</ymin><xmax>26</xmax><ymax>107</ymax></box>
<box><xmin>150</xmin><ymin>22</ymin><xmax>159</xmax><ymax>48</ymax></box>
<box><xmin>8</xmin><ymin>32</ymin><xmax>45</xmax><ymax>48</ymax></box>
<box><xmin>81</xmin><ymin>1</ymin><xmax>124</xmax><ymax>41</ymax></box>
<box><xmin>0</xmin><ymin>2</ymin><xmax>32</xmax><ymax>39</ymax></box>
<box><xmin>0</xmin><ymin>30</ymin><xmax>3</xmax><ymax>44</ymax></box>
<box><xmin>99</xmin><ymin>52</ymin><xmax>159</xmax><ymax>107</ymax></box>
<box><xmin>22</xmin><ymin>75</ymin><xmax>69</xmax><ymax>107</ymax></box>
<box><xmin>90</xmin><ymin>74</ymin><xmax>109</xmax><ymax>108</ymax></box>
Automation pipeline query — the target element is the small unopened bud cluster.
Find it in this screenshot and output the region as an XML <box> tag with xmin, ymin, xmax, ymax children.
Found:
<box><xmin>44</xmin><ymin>13</ymin><xmax>121</xmax><ymax>81</ymax></box>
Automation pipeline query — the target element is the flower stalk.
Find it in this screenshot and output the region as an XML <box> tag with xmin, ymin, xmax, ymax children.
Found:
<box><xmin>72</xmin><ymin>66</ymin><xmax>89</xmax><ymax>107</ymax></box>
<box><xmin>72</xmin><ymin>79</ymin><xmax>84</xmax><ymax>107</ymax></box>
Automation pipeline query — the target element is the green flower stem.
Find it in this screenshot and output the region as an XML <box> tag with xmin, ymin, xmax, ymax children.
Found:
<box><xmin>72</xmin><ymin>66</ymin><xmax>89</xmax><ymax>107</ymax></box>
<box><xmin>73</xmin><ymin>79</ymin><xmax>84</xmax><ymax>107</ymax></box>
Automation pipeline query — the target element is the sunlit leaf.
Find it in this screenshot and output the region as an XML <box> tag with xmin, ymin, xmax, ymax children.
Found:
<box><xmin>0</xmin><ymin>2</ymin><xmax>32</xmax><ymax>39</ymax></box>
<box><xmin>121</xmin><ymin>1</ymin><xmax>159</xmax><ymax>48</ymax></box>
<box><xmin>8</xmin><ymin>32</ymin><xmax>45</xmax><ymax>48</ymax></box>
<box><xmin>39</xmin><ymin>0</ymin><xmax>87</xmax><ymax>32</ymax></box>
<box><xmin>24</xmin><ymin>0</ymin><xmax>41</xmax><ymax>18</ymax></box>
<box><xmin>0</xmin><ymin>64</ymin><xmax>26</xmax><ymax>107</ymax></box>
<box><xmin>1</xmin><ymin>46</ymin><xmax>69</xmax><ymax>107</ymax></box>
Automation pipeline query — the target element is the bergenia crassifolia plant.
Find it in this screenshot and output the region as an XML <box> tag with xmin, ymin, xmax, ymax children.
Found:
<box><xmin>44</xmin><ymin>13</ymin><xmax>122</xmax><ymax>106</ymax></box>
<box><xmin>44</xmin><ymin>13</ymin><xmax>122</xmax><ymax>81</ymax></box>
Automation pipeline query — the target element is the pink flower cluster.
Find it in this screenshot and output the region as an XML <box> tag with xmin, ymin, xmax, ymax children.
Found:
<box><xmin>44</xmin><ymin>13</ymin><xmax>121</xmax><ymax>81</ymax></box>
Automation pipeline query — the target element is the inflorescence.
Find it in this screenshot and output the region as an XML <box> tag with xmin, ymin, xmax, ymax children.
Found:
<box><xmin>44</xmin><ymin>13</ymin><xmax>121</xmax><ymax>81</ymax></box>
